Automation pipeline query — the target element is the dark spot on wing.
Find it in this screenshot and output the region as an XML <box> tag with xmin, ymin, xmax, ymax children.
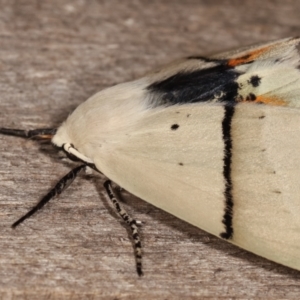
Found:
<box><xmin>273</xmin><ymin>190</ymin><xmax>281</xmax><ymax>194</ymax></box>
<box><xmin>259</xmin><ymin>115</ymin><xmax>265</xmax><ymax>119</ymax></box>
<box><xmin>178</xmin><ymin>162</ymin><xmax>184</xmax><ymax>166</ymax></box>
<box><xmin>171</xmin><ymin>124</ymin><xmax>179</xmax><ymax>130</ymax></box>
<box><xmin>187</xmin><ymin>114</ymin><xmax>191</xmax><ymax>118</ymax></box>
<box><xmin>248</xmin><ymin>75</ymin><xmax>261</xmax><ymax>87</ymax></box>
<box><xmin>245</xmin><ymin>93</ymin><xmax>256</xmax><ymax>101</ymax></box>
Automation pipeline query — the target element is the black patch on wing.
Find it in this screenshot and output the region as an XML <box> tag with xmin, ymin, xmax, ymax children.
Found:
<box><xmin>147</xmin><ymin>63</ymin><xmax>241</xmax><ymax>105</ymax></box>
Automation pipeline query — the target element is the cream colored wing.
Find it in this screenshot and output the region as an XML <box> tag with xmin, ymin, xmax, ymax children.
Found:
<box><xmin>93</xmin><ymin>103</ymin><xmax>300</xmax><ymax>271</ymax></box>
<box><xmin>232</xmin><ymin>104</ymin><xmax>300</xmax><ymax>270</ymax></box>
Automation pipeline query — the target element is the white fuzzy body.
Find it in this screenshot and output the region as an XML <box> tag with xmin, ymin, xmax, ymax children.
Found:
<box><xmin>52</xmin><ymin>37</ymin><xmax>300</xmax><ymax>271</ymax></box>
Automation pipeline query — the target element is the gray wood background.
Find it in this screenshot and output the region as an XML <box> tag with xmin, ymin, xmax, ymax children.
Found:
<box><xmin>1</xmin><ymin>0</ymin><xmax>300</xmax><ymax>299</ymax></box>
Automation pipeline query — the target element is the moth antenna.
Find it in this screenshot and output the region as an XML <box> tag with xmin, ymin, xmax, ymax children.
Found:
<box><xmin>103</xmin><ymin>180</ymin><xmax>143</xmax><ymax>277</ymax></box>
<box><xmin>0</xmin><ymin>128</ymin><xmax>56</xmax><ymax>140</ymax></box>
<box><xmin>12</xmin><ymin>164</ymin><xmax>85</xmax><ymax>228</ymax></box>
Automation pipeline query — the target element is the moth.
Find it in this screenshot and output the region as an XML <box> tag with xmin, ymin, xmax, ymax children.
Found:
<box><xmin>1</xmin><ymin>37</ymin><xmax>300</xmax><ymax>276</ymax></box>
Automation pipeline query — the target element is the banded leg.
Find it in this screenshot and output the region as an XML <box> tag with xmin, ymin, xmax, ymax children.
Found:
<box><xmin>12</xmin><ymin>164</ymin><xmax>85</xmax><ymax>228</ymax></box>
<box><xmin>104</xmin><ymin>180</ymin><xmax>143</xmax><ymax>277</ymax></box>
<box><xmin>0</xmin><ymin>128</ymin><xmax>56</xmax><ymax>140</ymax></box>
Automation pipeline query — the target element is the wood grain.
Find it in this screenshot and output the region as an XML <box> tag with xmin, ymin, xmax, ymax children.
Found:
<box><xmin>1</xmin><ymin>0</ymin><xmax>300</xmax><ymax>299</ymax></box>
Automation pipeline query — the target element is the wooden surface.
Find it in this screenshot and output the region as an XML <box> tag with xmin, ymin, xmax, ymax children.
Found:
<box><xmin>1</xmin><ymin>0</ymin><xmax>300</xmax><ymax>299</ymax></box>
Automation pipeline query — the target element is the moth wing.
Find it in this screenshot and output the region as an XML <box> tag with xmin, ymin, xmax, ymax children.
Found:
<box><xmin>146</xmin><ymin>37</ymin><xmax>300</xmax><ymax>108</ymax></box>
<box><xmin>93</xmin><ymin>103</ymin><xmax>300</xmax><ymax>271</ymax></box>
<box><xmin>95</xmin><ymin>103</ymin><xmax>227</xmax><ymax>236</ymax></box>
<box><xmin>231</xmin><ymin>104</ymin><xmax>300</xmax><ymax>270</ymax></box>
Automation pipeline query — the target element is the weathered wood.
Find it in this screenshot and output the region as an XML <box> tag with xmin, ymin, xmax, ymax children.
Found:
<box><xmin>1</xmin><ymin>0</ymin><xmax>300</xmax><ymax>298</ymax></box>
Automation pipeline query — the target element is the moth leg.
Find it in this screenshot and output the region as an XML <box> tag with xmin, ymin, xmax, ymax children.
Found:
<box><xmin>12</xmin><ymin>164</ymin><xmax>85</xmax><ymax>228</ymax></box>
<box><xmin>103</xmin><ymin>180</ymin><xmax>143</xmax><ymax>277</ymax></box>
<box><xmin>0</xmin><ymin>128</ymin><xmax>56</xmax><ymax>140</ymax></box>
